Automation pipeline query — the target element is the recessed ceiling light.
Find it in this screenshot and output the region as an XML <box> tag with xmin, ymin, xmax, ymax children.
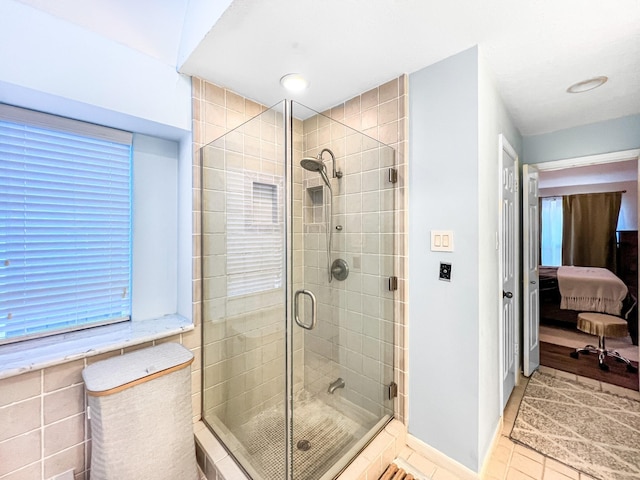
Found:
<box><xmin>280</xmin><ymin>73</ymin><xmax>309</xmax><ymax>92</ymax></box>
<box><xmin>566</xmin><ymin>76</ymin><xmax>608</xmax><ymax>94</ymax></box>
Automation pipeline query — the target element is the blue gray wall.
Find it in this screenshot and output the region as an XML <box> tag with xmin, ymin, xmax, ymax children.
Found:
<box><xmin>408</xmin><ymin>46</ymin><xmax>522</xmax><ymax>472</ymax></box>
<box><xmin>523</xmin><ymin>114</ymin><xmax>640</xmax><ymax>164</ymax></box>
<box><xmin>409</xmin><ymin>48</ymin><xmax>479</xmax><ymax>469</ymax></box>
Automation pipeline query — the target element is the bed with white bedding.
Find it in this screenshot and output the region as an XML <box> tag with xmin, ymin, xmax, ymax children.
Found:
<box><xmin>539</xmin><ymin>265</ymin><xmax>638</xmax><ymax>345</ymax></box>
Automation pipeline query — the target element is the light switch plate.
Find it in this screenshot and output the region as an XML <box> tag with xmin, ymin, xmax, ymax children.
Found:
<box><xmin>431</xmin><ymin>230</ymin><xmax>454</xmax><ymax>252</ymax></box>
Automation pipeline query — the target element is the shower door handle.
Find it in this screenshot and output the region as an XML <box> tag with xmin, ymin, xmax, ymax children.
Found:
<box><xmin>294</xmin><ymin>289</ymin><xmax>317</xmax><ymax>330</ymax></box>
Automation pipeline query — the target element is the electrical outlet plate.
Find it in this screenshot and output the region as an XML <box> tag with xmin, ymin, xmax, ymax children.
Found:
<box><xmin>439</xmin><ymin>262</ymin><xmax>452</xmax><ymax>281</ymax></box>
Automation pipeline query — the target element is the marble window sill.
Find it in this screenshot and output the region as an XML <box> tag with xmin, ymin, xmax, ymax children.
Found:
<box><xmin>0</xmin><ymin>314</ymin><xmax>194</xmax><ymax>380</ymax></box>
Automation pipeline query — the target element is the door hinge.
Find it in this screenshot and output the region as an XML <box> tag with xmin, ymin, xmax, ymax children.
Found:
<box><xmin>514</xmin><ymin>342</ymin><xmax>519</xmax><ymax>355</ymax></box>
<box><xmin>388</xmin><ymin>167</ymin><xmax>398</xmax><ymax>184</ymax></box>
<box><xmin>387</xmin><ymin>382</ymin><xmax>398</xmax><ymax>400</ymax></box>
<box><xmin>388</xmin><ymin>276</ymin><xmax>398</xmax><ymax>291</ymax></box>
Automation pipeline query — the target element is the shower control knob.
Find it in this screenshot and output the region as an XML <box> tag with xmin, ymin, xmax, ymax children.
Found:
<box><xmin>331</xmin><ymin>258</ymin><xmax>349</xmax><ymax>281</ymax></box>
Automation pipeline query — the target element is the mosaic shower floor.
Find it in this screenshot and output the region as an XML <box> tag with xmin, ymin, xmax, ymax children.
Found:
<box><xmin>234</xmin><ymin>391</ymin><xmax>370</xmax><ymax>480</ymax></box>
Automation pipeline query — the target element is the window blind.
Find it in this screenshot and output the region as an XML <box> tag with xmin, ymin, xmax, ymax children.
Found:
<box><xmin>0</xmin><ymin>105</ymin><xmax>133</xmax><ymax>344</ymax></box>
<box><xmin>226</xmin><ymin>170</ymin><xmax>284</xmax><ymax>297</ymax></box>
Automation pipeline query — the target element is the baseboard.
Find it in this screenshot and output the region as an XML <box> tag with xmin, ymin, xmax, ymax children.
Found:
<box><xmin>479</xmin><ymin>418</ymin><xmax>503</xmax><ymax>479</ymax></box>
<box><xmin>406</xmin><ymin>434</ymin><xmax>479</xmax><ymax>480</ymax></box>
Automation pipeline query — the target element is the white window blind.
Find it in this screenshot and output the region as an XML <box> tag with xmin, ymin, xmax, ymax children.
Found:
<box><xmin>0</xmin><ymin>104</ymin><xmax>133</xmax><ymax>344</ymax></box>
<box><xmin>226</xmin><ymin>170</ymin><xmax>284</xmax><ymax>297</ymax></box>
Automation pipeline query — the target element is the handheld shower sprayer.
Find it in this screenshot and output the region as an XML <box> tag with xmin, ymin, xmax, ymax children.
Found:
<box><xmin>300</xmin><ymin>148</ymin><xmax>341</xmax><ymax>283</ymax></box>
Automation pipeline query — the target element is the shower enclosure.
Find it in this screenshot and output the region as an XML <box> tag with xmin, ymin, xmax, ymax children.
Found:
<box><xmin>201</xmin><ymin>100</ymin><xmax>397</xmax><ymax>480</ymax></box>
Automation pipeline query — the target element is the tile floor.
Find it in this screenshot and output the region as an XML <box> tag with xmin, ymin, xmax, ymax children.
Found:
<box><xmin>198</xmin><ymin>365</ymin><xmax>640</xmax><ymax>480</ymax></box>
<box><xmin>481</xmin><ymin>365</ymin><xmax>640</xmax><ymax>480</ymax></box>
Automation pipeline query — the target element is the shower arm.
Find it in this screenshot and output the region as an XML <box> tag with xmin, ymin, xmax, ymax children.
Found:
<box><xmin>318</xmin><ymin>148</ymin><xmax>342</xmax><ymax>179</ymax></box>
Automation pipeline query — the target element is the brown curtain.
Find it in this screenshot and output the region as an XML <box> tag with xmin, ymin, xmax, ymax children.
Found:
<box><xmin>562</xmin><ymin>192</ymin><xmax>622</xmax><ymax>271</ymax></box>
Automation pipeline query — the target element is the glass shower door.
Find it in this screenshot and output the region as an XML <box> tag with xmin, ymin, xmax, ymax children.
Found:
<box><xmin>289</xmin><ymin>102</ymin><xmax>396</xmax><ymax>480</ymax></box>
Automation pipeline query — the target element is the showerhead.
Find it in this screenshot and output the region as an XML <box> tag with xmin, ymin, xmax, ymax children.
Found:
<box><xmin>300</xmin><ymin>157</ymin><xmax>324</xmax><ymax>173</ymax></box>
<box><xmin>300</xmin><ymin>157</ymin><xmax>332</xmax><ymax>190</ymax></box>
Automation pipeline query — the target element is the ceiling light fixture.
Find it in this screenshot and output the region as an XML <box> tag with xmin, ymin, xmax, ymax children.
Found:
<box><xmin>280</xmin><ymin>73</ymin><xmax>308</xmax><ymax>92</ymax></box>
<box><xmin>566</xmin><ymin>76</ymin><xmax>608</xmax><ymax>94</ymax></box>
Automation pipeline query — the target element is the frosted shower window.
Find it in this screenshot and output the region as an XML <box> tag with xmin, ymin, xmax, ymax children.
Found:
<box><xmin>226</xmin><ymin>170</ymin><xmax>284</xmax><ymax>296</ymax></box>
<box><xmin>0</xmin><ymin>104</ymin><xmax>132</xmax><ymax>344</ymax></box>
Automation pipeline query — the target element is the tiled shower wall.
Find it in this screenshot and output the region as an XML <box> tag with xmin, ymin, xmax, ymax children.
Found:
<box><xmin>300</xmin><ymin>119</ymin><xmax>396</xmax><ymax>418</ymax></box>
<box><xmin>300</xmin><ymin>78</ymin><xmax>408</xmax><ymax>421</ymax></box>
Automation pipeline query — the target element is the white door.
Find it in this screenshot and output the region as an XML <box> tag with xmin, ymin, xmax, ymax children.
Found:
<box><xmin>499</xmin><ymin>135</ymin><xmax>519</xmax><ymax>410</ymax></box>
<box><xmin>522</xmin><ymin>164</ymin><xmax>540</xmax><ymax>376</ymax></box>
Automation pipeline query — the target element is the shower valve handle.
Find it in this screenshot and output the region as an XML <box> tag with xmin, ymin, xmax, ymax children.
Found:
<box><xmin>294</xmin><ymin>289</ymin><xmax>317</xmax><ymax>330</ymax></box>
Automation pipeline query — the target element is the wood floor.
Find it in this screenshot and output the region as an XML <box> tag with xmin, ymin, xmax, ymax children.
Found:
<box><xmin>540</xmin><ymin>341</ymin><xmax>639</xmax><ymax>391</ymax></box>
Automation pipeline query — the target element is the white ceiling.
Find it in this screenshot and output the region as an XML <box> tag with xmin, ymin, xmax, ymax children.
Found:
<box><xmin>15</xmin><ymin>0</ymin><xmax>640</xmax><ymax>136</ymax></box>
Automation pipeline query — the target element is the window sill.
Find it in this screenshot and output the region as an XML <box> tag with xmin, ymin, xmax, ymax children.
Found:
<box><xmin>0</xmin><ymin>314</ymin><xmax>194</xmax><ymax>380</ymax></box>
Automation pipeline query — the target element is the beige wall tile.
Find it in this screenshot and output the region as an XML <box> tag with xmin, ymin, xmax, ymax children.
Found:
<box><xmin>43</xmin><ymin>384</ymin><xmax>84</xmax><ymax>425</ymax></box>
<box><xmin>86</xmin><ymin>350</ymin><xmax>121</xmax><ymax>365</ymax></box>
<box><xmin>123</xmin><ymin>341</ymin><xmax>154</xmax><ymax>354</ymax></box>
<box><xmin>225</xmin><ymin>91</ymin><xmax>245</xmax><ymax>113</ymax></box>
<box><xmin>182</xmin><ymin>324</ymin><xmax>202</xmax><ymax>350</ymax></box>
<box><xmin>345</xmin><ymin>96</ymin><xmax>361</xmax><ymax>117</ymax></box>
<box><xmin>0</xmin><ymin>430</ymin><xmax>41</xmax><ymax>477</ymax></box>
<box><xmin>154</xmin><ymin>334</ymin><xmax>182</xmax><ymax>345</ymax></box>
<box><xmin>361</xmin><ymin>88</ymin><xmax>379</xmax><ymax>111</ymax></box>
<box><xmin>205</xmin><ymin>103</ymin><xmax>225</xmax><ymax>128</ymax></box>
<box><xmin>226</xmin><ymin>109</ymin><xmax>244</xmax><ymax>131</ymax></box>
<box><xmin>379</xmin><ymin>78</ymin><xmax>399</xmax><ymax>103</ymax></box>
<box><xmin>245</xmin><ymin>99</ymin><xmax>263</xmax><ymax>118</ymax></box>
<box><xmin>0</xmin><ymin>371</ymin><xmax>41</xmax><ymax>407</ymax></box>
<box><xmin>44</xmin><ymin>360</ymin><xmax>84</xmax><ymax>393</ymax></box>
<box><xmin>204</xmin><ymin>83</ymin><xmax>224</xmax><ymax>106</ymax></box>
<box><xmin>0</xmin><ymin>461</ymin><xmax>42</xmax><ymax>480</ymax></box>
<box><xmin>44</xmin><ymin>413</ymin><xmax>85</xmax><ymax>456</ymax></box>
<box><xmin>330</xmin><ymin>104</ymin><xmax>345</xmax><ymax>121</ymax></box>
<box><xmin>0</xmin><ymin>397</ymin><xmax>41</xmax><ymax>442</ymax></box>
<box><xmin>379</xmin><ymin>99</ymin><xmax>399</xmax><ymax>125</ymax></box>
<box><xmin>44</xmin><ymin>443</ymin><xmax>84</xmax><ymax>480</ymax></box>
<box><xmin>361</xmin><ymin>107</ymin><xmax>378</xmax><ymax>131</ymax></box>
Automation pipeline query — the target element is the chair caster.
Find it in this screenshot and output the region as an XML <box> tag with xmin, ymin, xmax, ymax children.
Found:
<box><xmin>570</xmin><ymin>351</ymin><xmax>579</xmax><ymax>359</ymax></box>
<box><xmin>627</xmin><ymin>364</ymin><xmax>638</xmax><ymax>373</ymax></box>
<box><xmin>599</xmin><ymin>362</ymin><xmax>610</xmax><ymax>371</ymax></box>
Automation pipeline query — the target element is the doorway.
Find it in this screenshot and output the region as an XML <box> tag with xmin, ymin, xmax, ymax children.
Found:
<box><xmin>522</xmin><ymin>149</ymin><xmax>640</xmax><ymax>390</ymax></box>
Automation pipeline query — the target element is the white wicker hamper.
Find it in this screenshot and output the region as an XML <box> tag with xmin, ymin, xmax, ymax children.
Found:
<box><xmin>82</xmin><ymin>342</ymin><xmax>199</xmax><ymax>480</ymax></box>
